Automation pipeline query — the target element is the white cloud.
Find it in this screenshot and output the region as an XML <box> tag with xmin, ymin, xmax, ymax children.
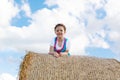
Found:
<box><xmin>70</xmin><ymin>33</ymin><xmax>89</xmax><ymax>55</ymax></box>
<box><xmin>109</xmin><ymin>31</ymin><xmax>120</xmax><ymax>56</ymax></box>
<box><xmin>1</xmin><ymin>1</ymin><xmax>120</xmax><ymax>80</ymax></box>
<box><xmin>105</xmin><ymin>0</ymin><xmax>120</xmax><ymax>17</ymax></box>
<box><xmin>104</xmin><ymin>0</ymin><xmax>120</xmax><ymax>55</ymax></box>
<box><xmin>44</xmin><ymin>0</ymin><xmax>57</xmax><ymax>7</ymax></box>
<box><xmin>89</xmin><ymin>35</ymin><xmax>109</xmax><ymax>49</ymax></box>
<box><xmin>0</xmin><ymin>73</ymin><xmax>16</xmax><ymax>80</ymax></box>
<box><xmin>109</xmin><ymin>31</ymin><xmax>120</xmax><ymax>42</ymax></box>
<box><xmin>0</xmin><ymin>0</ymin><xmax>19</xmax><ymax>26</ymax></box>
<box><xmin>21</xmin><ymin>1</ymin><xmax>31</xmax><ymax>17</ymax></box>
<box><xmin>0</xmin><ymin>0</ymin><xmax>120</xmax><ymax>57</ymax></box>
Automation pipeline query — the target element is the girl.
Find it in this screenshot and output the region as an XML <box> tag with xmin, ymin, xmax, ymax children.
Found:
<box><xmin>49</xmin><ymin>23</ymin><xmax>70</xmax><ymax>58</ymax></box>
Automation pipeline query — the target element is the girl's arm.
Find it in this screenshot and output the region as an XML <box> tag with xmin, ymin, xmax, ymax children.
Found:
<box><xmin>49</xmin><ymin>46</ymin><xmax>60</xmax><ymax>57</ymax></box>
<box><xmin>60</xmin><ymin>50</ymin><xmax>69</xmax><ymax>56</ymax></box>
<box><xmin>48</xmin><ymin>46</ymin><xmax>54</xmax><ymax>55</ymax></box>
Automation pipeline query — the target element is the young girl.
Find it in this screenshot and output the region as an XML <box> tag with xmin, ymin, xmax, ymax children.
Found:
<box><xmin>49</xmin><ymin>23</ymin><xmax>70</xmax><ymax>58</ymax></box>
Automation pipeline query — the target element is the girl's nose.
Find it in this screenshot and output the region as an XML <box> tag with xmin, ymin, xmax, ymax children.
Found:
<box><xmin>57</xmin><ymin>30</ymin><xmax>61</xmax><ymax>32</ymax></box>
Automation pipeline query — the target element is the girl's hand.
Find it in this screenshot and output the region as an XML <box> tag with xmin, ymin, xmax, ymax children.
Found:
<box><xmin>59</xmin><ymin>53</ymin><xmax>62</xmax><ymax>57</ymax></box>
<box><xmin>53</xmin><ymin>52</ymin><xmax>60</xmax><ymax>58</ymax></box>
<box><xmin>48</xmin><ymin>52</ymin><xmax>54</xmax><ymax>55</ymax></box>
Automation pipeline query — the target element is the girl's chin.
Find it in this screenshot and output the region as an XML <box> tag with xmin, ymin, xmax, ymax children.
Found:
<box><xmin>57</xmin><ymin>36</ymin><xmax>63</xmax><ymax>38</ymax></box>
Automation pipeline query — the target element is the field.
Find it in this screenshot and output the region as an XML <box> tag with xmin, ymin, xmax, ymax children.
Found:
<box><xmin>19</xmin><ymin>51</ymin><xmax>120</xmax><ymax>80</ymax></box>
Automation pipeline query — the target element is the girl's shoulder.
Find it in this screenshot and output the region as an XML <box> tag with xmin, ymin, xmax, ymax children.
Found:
<box><xmin>65</xmin><ymin>38</ymin><xmax>71</xmax><ymax>45</ymax></box>
<box><xmin>51</xmin><ymin>37</ymin><xmax>70</xmax><ymax>42</ymax></box>
<box><xmin>51</xmin><ymin>37</ymin><xmax>57</xmax><ymax>41</ymax></box>
<box><xmin>65</xmin><ymin>37</ymin><xmax>70</xmax><ymax>41</ymax></box>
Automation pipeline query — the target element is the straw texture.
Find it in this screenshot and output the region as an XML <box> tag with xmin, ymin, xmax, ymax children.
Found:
<box><xmin>19</xmin><ymin>52</ymin><xmax>120</xmax><ymax>80</ymax></box>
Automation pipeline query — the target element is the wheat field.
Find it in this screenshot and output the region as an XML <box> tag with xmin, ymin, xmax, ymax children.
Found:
<box><xmin>19</xmin><ymin>51</ymin><xmax>120</xmax><ymax>80</ymax></box>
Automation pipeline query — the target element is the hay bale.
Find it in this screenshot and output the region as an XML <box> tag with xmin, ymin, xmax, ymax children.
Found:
<box><xmin>19</xmin><ymin>51</ymin><xmax>120</xmax><ymax>80</ymax></box>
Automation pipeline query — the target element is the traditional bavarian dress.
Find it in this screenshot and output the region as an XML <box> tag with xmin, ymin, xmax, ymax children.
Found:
<box><xmin>53</xmin><ymin>37</ymin><xmax>70</xmax><ymax>56</ymax></box>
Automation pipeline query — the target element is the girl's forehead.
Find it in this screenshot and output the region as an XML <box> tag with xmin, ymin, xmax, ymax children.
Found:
<box><xmin>55</xmin><ymin>26</ymin><xmax>64</xmax><ymax>29</ymax></box>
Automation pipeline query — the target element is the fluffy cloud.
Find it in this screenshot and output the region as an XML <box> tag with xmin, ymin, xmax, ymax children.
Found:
<box><xmin>104</xmin><ymin>0</ymin><xmax>120</xmax><ymax>55</ymax></box>
<box><xmin>0</xmin><ymin>0</ymin><xmax>19</xmax><ymax>26</ymax></box>
<box><xmin>21</xmin><ymin>0</ymin><xmax>31</xmax><ymax>17</ymax></box>
<box><xmin>0</xmin><ymin>0</ymin><xmax>120</xmax><ymax>56</ymax></box>
<box><xmin>0</xmin><ymin>73</ymin><xmax>16</xmax><ymax>80</ymax></box>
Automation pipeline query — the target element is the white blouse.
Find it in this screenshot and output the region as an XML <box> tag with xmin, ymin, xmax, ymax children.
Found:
<box><xmin>50</xmin><ymin>37</ymin><xmax>70</xmax><ymax>50</ymax></box>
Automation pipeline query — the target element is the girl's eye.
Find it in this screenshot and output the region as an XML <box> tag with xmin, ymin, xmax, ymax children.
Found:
<box><xmin>56</xmin><ymin>29</ymin><xmax>63</xmax><ymax>32</ymax></box>
<box><xmin>57</xmin><ymin>30</ymin><xmax>59</xmax><ymax>32</ymax></box>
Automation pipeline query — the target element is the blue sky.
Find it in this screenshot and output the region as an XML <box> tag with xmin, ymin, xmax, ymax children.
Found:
<box><xmin>0</xmin><ymin>0</ymin><xmax>120</xmax><ymax>80</ymax></box>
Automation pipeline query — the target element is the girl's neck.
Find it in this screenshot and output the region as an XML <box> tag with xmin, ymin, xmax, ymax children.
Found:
<box><xmin>57</xmin><ymin>37</ymin><xmax>64</xmax><ymax>42</ymax></box>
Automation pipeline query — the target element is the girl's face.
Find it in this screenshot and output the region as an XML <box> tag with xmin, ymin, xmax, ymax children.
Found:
<box><xmin>55</xmin><ymin>26</ymin><xmax>66</xmax><ymax>38</ymax></box>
